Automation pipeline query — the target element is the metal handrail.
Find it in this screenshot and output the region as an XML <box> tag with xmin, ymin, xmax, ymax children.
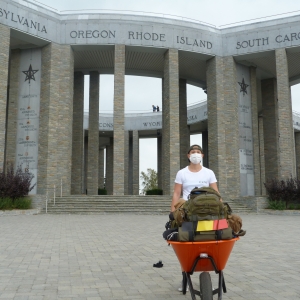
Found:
<box><xmin>43</xmin><ymin>179</ymin><xmax>64</xmax><ymax>213</ymax></box>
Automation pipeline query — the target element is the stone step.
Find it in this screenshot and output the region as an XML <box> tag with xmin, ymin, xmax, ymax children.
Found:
<box><xmin>42</xmin><ymin>198</ymin><xmax>254</xmax><ymax>213</ymax></box>
<box><xmin>46</xmin><ymin>202</ymin><xmax>249</xmax><ymax>208</ymax></box>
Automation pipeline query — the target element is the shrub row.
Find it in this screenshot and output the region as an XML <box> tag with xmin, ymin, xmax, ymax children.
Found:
<box><xmin>145</xmin><ymin>189</ymin><xmax>163</xmax><ymax>195</ymax></box>
<box><xmin>98</xmin><ymin>188</ymin><xmax>107</xmax><ymax>195</ymax></box>
<box><xmin>264</xmin><ymin>177</ymin><xmax>300</xmax><ymax>210</ymax></box>
<box><xmin>0</xmin><ymin>197</ymin><xmax>32</xmax><ymax>210</ymax></box>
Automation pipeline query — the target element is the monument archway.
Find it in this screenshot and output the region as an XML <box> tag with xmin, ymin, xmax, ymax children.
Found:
<box><xmin>1</xmin><ymin>0</ymin><xmax>300</xmax><ymax>206</ymax></box>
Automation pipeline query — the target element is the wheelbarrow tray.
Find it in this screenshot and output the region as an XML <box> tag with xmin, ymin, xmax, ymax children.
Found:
<box><xmin>168</xmin><ymin>238</ymin><xmax>239</xmax><ymax>273</ymax></box>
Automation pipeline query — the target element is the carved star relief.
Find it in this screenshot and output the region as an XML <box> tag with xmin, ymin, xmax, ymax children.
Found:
<box><xmin>238</xmin><ymin>78</ymin><xmax>249</xmax><ymax>96</ymax></box>
<box><xmin>22</xmin><ymin>64</ymin><xmax>38</xmax><ymax>84</ymax></box>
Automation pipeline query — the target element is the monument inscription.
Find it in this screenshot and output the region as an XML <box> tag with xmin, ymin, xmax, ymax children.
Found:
<box><xmin>15</xmin><ymin>49</ymin><xmax>42</xmax><ymax>195</ymax></box>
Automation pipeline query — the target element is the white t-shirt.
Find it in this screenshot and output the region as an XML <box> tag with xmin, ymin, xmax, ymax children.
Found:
<box><xmin>174</xmin><ymin>166</ymin><xmax>217</xmax><ymax>200</ymax></box>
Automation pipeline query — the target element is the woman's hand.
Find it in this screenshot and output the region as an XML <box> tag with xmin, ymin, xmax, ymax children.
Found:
<box><xmin>170</xmin><ymin>183</ymin><xmax>182</xmax><ymax>211</ymax></box>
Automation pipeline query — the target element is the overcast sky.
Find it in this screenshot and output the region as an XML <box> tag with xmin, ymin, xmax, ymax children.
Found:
<box><xmin>26</xmin><ymin>0</ymin><xmax>300</xmax><ymax>187</ymax></box>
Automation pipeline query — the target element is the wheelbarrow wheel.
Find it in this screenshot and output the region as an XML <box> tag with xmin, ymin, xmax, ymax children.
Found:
<box><xmin>200</xmin><ymin>272</ymin><xmax>213</xmax><ymax>300</ymax></box>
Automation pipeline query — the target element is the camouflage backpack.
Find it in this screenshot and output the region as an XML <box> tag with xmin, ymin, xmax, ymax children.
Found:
<box><xmin>183</xmin><ymin>186</ymin><xmax>228</xmax><ymax>221</ymax></box>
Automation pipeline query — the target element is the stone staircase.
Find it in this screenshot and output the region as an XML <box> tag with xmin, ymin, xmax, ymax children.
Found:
<box><xmin>42</xmin><ymin>195</ymin><xmax>254</xmax><ymax>214</ymax></box>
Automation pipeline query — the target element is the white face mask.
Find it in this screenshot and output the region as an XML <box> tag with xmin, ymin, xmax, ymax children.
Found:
<box><xmin>189</xmin><ymin>153</ymin><xmax>202</xmax><ymax>165</ymax></box>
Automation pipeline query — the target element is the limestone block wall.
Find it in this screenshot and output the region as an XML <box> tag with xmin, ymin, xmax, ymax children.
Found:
<box><xmin>38</xmin><ymin>43</ymin><xmax>74</xmax><ymax>195</ymax></box>
<box><xmin>71</xmin><ymin>72</ymin><xmax>84</xmax><ymax>194</ymax></box>
<box><xmin>157</xmin><ymin>135</ymin><xmax>162</xmax><ymax>190</ymax></box>
<box><xmin>162</xmin><ymin>49</ymin><xmax>180</xmax><ymax>195</ymax></box>
<box><xmin>6</xmin><ymin>49</ymin><xmax>20</xmax><ymax>166</ymax></box>
<box><xmin>206</xmin><ymin>56</ymin><xmax>227</xmax><ymax>194</ymax></box>
<box><xmin>106</xmin><ymin>138</ymin><xmax>113</xmax><ymax>195</ymax></box>
<box><xmin>258</xmin><ymin>116</ymin><xmax>266</xmax><ymax>194</ymax></box>
<box><xmin>56</xmin><ymin>45</ymin><xmax>74</xmax><ymax>194</ymax></box>
<box><xmin>223</xmin><ymin>56</ymin><xmax>240</xmax><ymax>198</ymax></box>
<box><xmin>38</xmin><ymin>43</ymin><xmax>61</xmax><ymax>194</ymax></box>
<box><xmin>179</xmin><ymin>78</ymin><xmax>189</xmax><ymax>169</ymax></box>
<box><xmin>0</xmin><ymin>24</ymin><xmax>10</xmax><ymax>171</ymax></box>
<box><xmin>87</xmin><ymin>72</ymin><xmax>99</xmax><ymax>195</ymax></box>
<box><xmin>124</xmin><ymin>130</ymin><xmax>129</xmax><ymax>195</ymax></box>
<box><xmin>295</xmin><ymin>132</ymin><xmax>300</xmax><ymax>179</ymax></box>
<box><xmin>113</xmin><ymin>44</ymin><xmax>125</xmax><ymax>195</ymax></box>
<box><xmin>250</xmin><ymin>67</ymin><xmax>261</xmax><ymax>195</ymax></box>
<box><xmin>202</xmin><ymin>131</ymin><xmax>208</xmax><ymax>168</ymax></box>
<box><xmin>83</xmin><ymin>136</ymin><xmax>88</xmax><ymax>193</ymax></box>
<box><xmin>261</xmin><ymin>78</ymin><xmax>280</xmax><ymax>181</ymax></box>
<box><xmin>98</xmin><ymin>148</ymin><xmax>105</xmax><ymax>189</ymax></box>
<box><xmin>132</xmin><ymin>130</ymin><xmax>139</xmax><ymax>195</ymax></box>
<box><xmin>275</xmin><ymin>49</ymin><xmax>296</xmax><ymax>178</ymax></box>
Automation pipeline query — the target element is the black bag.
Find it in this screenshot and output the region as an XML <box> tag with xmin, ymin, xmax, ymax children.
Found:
<box><xmin>178</xmin><ymin>221</ymin><xmax>233</xmax><ymax>242</ymax></box>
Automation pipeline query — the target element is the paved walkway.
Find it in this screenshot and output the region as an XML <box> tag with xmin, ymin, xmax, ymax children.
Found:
<box><xmin>0</xmin><ymin>213</ymin><xmax>299</xmax><ymax>300</ymax></box>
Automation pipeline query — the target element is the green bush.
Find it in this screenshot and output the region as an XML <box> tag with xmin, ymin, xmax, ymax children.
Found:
<box><xmin>268</xmin><ymin>200</ymin><xmax>285</xmax><ymax>210</ymax></box>
<box><xmin>98</xmin><ymin>188</ymin><xmax>107</xmax><ymax>195</ymax></box>
<box><xmin>145</xmin><ymin>189</ymin><xmax>163</xmax><ymax>195</ymax></box>
<box><xmin>287</xmin><ymin>203</ymin><xmax>300</xmax><ymax>210</ymax></box>
<box><xmin>0</xmin><ymin>163</ymin><xmax>35</xmax><ymax>200</ymax></box>
<box><xmin>14</xmin><ymin>197</ymin><xmax>31</xmax><ymax>209</ymax></box>
<box><xmin>264</xmin><ymin>177</ymin><xmax>300</xmax><ymax>209</ymax></box>
<box><xmin>0</xmin><ymin>197</ymin><xmax>13</xmax><ymax>210</ymax></box>
<box><xmin>0</xmin><ymin>197</ymin><xmax>31</xmax><ymax>210</ymax></box>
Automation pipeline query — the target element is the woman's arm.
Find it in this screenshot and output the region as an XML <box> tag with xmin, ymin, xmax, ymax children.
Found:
<box><xmin>170</xmin><ymin>183</ymin><xmax>182</xmax><ymax>212</ymax></box>
<box><xmin>209</xmin><ymin>182</ymin><xmax>222</xmax><ymax>202</ymax></box>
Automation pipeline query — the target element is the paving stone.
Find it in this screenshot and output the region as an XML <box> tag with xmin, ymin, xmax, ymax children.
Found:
<box><xmin>0</xmin><ymin>214</ymin><xmax>299</xmax><ymax>299</ymax></box>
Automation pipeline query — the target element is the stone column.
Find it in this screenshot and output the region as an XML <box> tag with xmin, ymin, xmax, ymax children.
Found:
<box><xmin>124</xmin><ymin>130</ymin><xmax>129</xmax><ymax>195</ymax></box>
<box><xmin>261</xmin><ymin>78</ymin><xmax>280</xmax><ymax>181</ymax></box>
<box><xmin>105</xmin><ymin>138</ymin><xmax>113</xmax><ymax>195</ymax></box>
<box><xmin>202</xmin><ymin>131</ymin><xmax>209</xmax><ymax>168</ymax></box>
<box><xmin>275</xmin><ymin>48</ymin><xmax>296</xmax><ymax>178</ymax></box>
<box><xmin>250</xmin><ymin>67</ymin><xmax>261</xmax><ymax>195</ymax></box>
<box><xmin>113</xmin><ymin>44</ymin><xmax>125</xmax><ymax>195</ymax></box>
<box><xmin>179</xmin><ymin>78</ymin><xmax>189</xmax><ymax>169</ymax></box>
<box><xmin>224</xmin><ymin>57</ymin><xmax>240</xmax><ymax>198</ymax></box>
<box><xmin>6</xmin><ymin>49</ymin><xmax>20</xmax><ymax>166</ymax></box>
<box><xmin>57</xmin><ymin>46</ymin><xmax>74</xmax><ymax>195</ymax></box>
<box><xmin>0</xmin><ymin>24</ymin><xmax>10</xmax><ymax>171</ymax></box>
<box><xmin>163</xmin><ymin>49</ymin><xmax>180</xmax><ymax>195</ymax></box>
<box><xmin>71</xmin><ymin>72</ymin><xmax>84</xmax><ymax>194</ymax></box>
<box><xmin>206</xmin><ymin>57</ymin><xmax>226</xmax><ymax>195</ymax></box>
<box><xmin>132</xmin><ymin>130</ymin><xmax>139</xmax><ymax>195</ymax></box>
<box><xmin>38</xmin><ymin>43</ymin><xmax>74</xmax><ymax>194</ymax></box>
<box><xmin>206</xmin><ymin>56</ymin><xmax>240</xmax><ymax>198</ymax></box>
<box><xmin>98</xmin><ymin>148</ymin><xmax>105</xmax><ymax>189</ymax></box>
<box><xmin>157</xmin><ymin>135</ymin><xmax>162</xmax><ymax>190</ymax></box>
<box><xmin>83</xmin><ymin>136</ymin><xmax>88</xmax><ymax>194</ymax></box>
<box><xmin>158</xmin><ymin>79</ymin><xmax>163</xmax><ymax>191</ymax></box>
<box><xmin>258</xmin><ymin>116</ymin><xmax>266</xmax><ymax>194</ymax></box>
<box><xmin>295</xmin><ymin>132</ymin><xmax>300</xmax><ymax>179</ymax></box>
<box><xmin>87</xmin><ymin>72</ymin><xmax>99</xmax><ymax>195</ymax></box>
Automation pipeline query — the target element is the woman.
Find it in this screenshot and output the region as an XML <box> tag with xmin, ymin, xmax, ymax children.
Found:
<box><xmin>170</xmin><ymin>144</ymin><xmax>220</xmax><ymax>292</ymax></box>
<box><xmin>171</xmin><ymin>144</ymin><xmax>221</xmax><ymax>211</ymax></box>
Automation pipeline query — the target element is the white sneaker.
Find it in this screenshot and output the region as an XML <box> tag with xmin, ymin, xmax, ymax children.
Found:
<box><xmin>178</xmin><ymin>284</ymin><xmax>189</xmax><ymax>292</ymax></box>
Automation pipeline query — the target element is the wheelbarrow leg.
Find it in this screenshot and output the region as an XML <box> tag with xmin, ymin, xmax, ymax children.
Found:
<box><xmin>186</xmin><ymin>273</ymin><xmax>197</xmax><ymax>300</ymax></box>
<box><xmin>222</xmin><ymin>273</ymin><xmax>227</xmax><ymax>293</ymax></box>
<box><xmin>182</xmin><ymin>272</ymin><xmax>187</xmax><ymax>294</ymax></box>
<box><xmin>217</xmin><ymin>271</ymin><xmax>224</xmax><ymax>300</ymax></box>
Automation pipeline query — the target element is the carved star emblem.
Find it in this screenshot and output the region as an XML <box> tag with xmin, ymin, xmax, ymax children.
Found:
<box><xmin>238</xmin><ymin>78</ymin><xmax>249</xmax><ymax>96</ymax></box>
<box><xmin>22</xmin><ymin>64</ymin><xmax>38</xmax><ymax>84</ymax></box>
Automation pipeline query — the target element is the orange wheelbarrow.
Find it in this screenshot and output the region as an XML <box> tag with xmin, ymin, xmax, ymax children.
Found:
<box><xmin>168</xmin><ymin>238</ymin><xmax>239</xmax><ymax>300</ymax></box>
